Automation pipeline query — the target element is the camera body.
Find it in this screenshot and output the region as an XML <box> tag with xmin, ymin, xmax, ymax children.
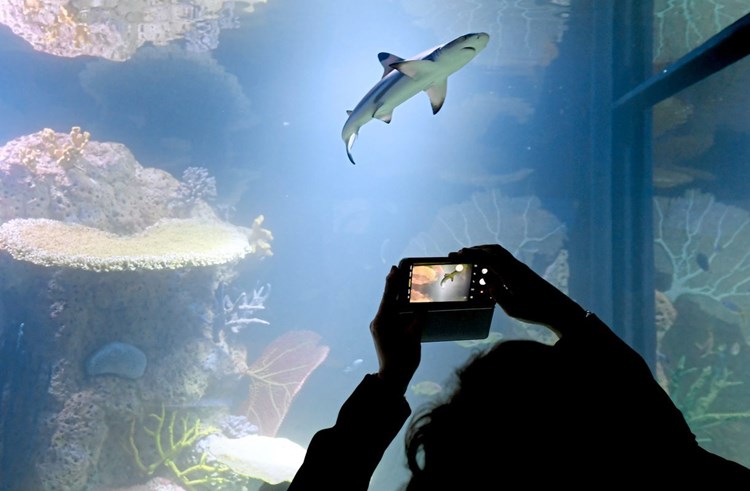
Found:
<box><xmin>396</xmin><ymin>257</ymin><xmax>495</xmax><ymax>342</ymax></box>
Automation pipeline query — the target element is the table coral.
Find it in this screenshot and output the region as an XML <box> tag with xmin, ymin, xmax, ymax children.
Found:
<box><xmin>0</xmin><ymin>217</ymin><xmax>255</xmax><ymax>271</ymax></box>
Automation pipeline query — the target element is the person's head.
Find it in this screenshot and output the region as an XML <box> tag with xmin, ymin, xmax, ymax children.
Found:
<box><xmin>402</xmin><ymin>339</ymin><xmax>598</xmax><ymax>489</ymax></box>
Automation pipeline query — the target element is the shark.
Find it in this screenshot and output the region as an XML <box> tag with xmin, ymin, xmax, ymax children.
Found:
<box><xmin>342</xmin><ymin>32</ymin><xmax>490</xmax><ymax>165</ymax></box>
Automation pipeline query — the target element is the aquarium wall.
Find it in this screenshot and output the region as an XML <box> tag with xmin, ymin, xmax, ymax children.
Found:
<box><xmin>0</xmin><ymin>1</ymin><xmax>748</xmax><ymax>490</ymax></box>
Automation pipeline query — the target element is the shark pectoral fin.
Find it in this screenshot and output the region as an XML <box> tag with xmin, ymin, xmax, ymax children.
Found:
<box><xmin>372</xmin><ymin>103</ymin><xmax>392</xmax><ymax>124</ymax></box>
<box><xmin>346</xmin><ymin>133</ymin><xmax>357</xmax><ymax>165</ymax></box>
<box><xmin>426</xmin><ymin>80</ymin><xmax>447</xmax><ymax>114</ymax></box>
<box><xmin>378</xmin><ymin>52</ymin><xmax>404</xmax><ymax>78</ymax></box>
<box><xmin>391</xmin><ymin>59</ymin><xmax>434</xmax><ymax>79</ymax></box>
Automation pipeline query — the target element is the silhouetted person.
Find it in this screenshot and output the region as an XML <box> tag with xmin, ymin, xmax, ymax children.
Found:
<box><xmin>288</xmin><ymin>244</ymin><xmax>750</xmax><ymax>490</ymax></box>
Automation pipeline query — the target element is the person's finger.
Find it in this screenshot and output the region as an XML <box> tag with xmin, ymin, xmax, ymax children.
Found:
<box><xmin>376</xmin><ymin>265</ymin><xmax>400</xmax><ymax>314</ymax></box>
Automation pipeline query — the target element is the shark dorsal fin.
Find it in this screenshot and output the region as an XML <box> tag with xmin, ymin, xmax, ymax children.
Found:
<box><xmin>378</xmin><ymin>52</ymin><xmax>404</xmax><ymax>78</ymax></box>
<box><xmin>391</xmin><ymin>59</ymin><xmax>435</xmax><ymax>79</ymax></box>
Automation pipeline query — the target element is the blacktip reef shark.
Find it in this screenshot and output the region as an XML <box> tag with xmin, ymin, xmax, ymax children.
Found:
<box><xmin>342</xmin><ymin>32</ymin><xmax>490</xmax><ymax>165</ymax></box>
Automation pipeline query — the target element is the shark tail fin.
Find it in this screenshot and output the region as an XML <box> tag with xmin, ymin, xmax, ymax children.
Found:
<box><xmin>346</xmin><ymin>133</ymin><xmax>357</xmax><ymax>165</ymax></box>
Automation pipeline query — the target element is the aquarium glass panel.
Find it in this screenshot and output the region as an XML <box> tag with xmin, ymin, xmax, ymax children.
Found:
<box><xmin>652</xmin><ymin>54</ymin><xmax>750</xmax><ymax>467</ymax></box>
<box><xmin>0</xmin><ymin>1</ymin><xmax>748</xmax><ymax>490</ymax></box>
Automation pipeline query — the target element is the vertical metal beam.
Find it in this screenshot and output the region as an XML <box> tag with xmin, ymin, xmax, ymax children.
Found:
<box><xmin>611</xmin><ymin>0</ymin><xmax>656</xmax><ymax>367</ymax></box>
<box><xmin>578</xmin><ymin>0</ymin><xmax>656</xmax><ymax>368</ymax></box>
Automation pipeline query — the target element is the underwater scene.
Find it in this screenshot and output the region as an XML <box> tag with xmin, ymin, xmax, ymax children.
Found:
<box><xmin>0</xmin><ymin>0</ymin><xmax>749</xmax><ymax>489</ymax></box>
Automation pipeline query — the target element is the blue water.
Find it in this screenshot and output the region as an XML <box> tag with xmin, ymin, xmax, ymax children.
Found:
<box><xmin>1</xmin><ymin>1</ymin><xmax>749</xmax><ymax>490</ymax></box>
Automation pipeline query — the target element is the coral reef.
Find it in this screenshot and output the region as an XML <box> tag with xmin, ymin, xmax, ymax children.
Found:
<box><xmin>36</xmin><ymin>389</ymin><xmax>109</xmax><ymax>491</ymax></box>
<box><xmin>653</xmin><ymin>189</ymin><xmax>750</xmax><ymax>343</ymax></box>
<box><xmin>0</xmin><ymin>127</ymin><xmax>181</xmax><ymax>232</ymax></box>
<box><xmin>0</xmin><ymin>128</ymin><xmax>288</xmax><ymax>491</ymax></box>
<box><xmin>26</xmin><ymin>265</ymin><xmax>245</xmax><ymax>491</ymax></box>
<box><xmin>0</xmin><ymin>0</ymin><xmax>268</xmax><ymax>61</ymax></box>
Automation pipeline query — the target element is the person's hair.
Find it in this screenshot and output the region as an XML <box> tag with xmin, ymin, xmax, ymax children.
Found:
<box><xmin>402</xmin><ymin>339</ymin><xmax>576</xmax><ymax>489</ymax></box>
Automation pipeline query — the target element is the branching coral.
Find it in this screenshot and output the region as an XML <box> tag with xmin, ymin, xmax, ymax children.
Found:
<box><xmin>128</xmin><ymin>404</ymin><xmax>243</xmax><ymax>490</ymax></box>
<box><xmin>221</xmin><ymin>283</ymin><xmax>271</xmax><ymax>333</ymax></box>
<box><xmin>10</xmin><ymin>126</ymin><xmax>90</xmax><ymax>175</ymax></box>
<box><xmin>52</xmin><ymin>126</ymin><xmax>90</xmax><ymax>169</ymax></box>
<box><xmin>244</xmin><ymin>214</ymin><xmax>273</xmax><ymax>258</ymax></box>
<box><xmin>653</xmin><ymin>189</ymin><xmax>750</xmax><ymax>343</ymax></box>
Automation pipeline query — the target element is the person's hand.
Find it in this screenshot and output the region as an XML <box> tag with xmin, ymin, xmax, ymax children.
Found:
<box><xmin>370</xmin><ymin>266</ymin><xmax>423</xmax><ymax>394</ymax></box>
<box><xmin>451</xmin><ymin>244</ymin><xmax>586</xmax><ymax>336</ymax></box>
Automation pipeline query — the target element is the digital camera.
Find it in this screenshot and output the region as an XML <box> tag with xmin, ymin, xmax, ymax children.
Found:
<box><xmin>396</xmin><ymin>257</ymin><xmax>495</xmax><ymax>342</ymax></box>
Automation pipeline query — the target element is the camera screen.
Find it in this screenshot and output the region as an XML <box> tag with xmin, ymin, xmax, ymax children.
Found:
<box><xmin>408</xmin><ymin>263</ymin><xmax>473</xmax><ymax>303</ymax></box>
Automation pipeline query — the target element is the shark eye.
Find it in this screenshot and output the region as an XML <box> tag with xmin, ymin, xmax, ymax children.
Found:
<box><xmin>462</xmin><ymin>47</ymin><xmax>476</xmax><ymax>52</ymax></box>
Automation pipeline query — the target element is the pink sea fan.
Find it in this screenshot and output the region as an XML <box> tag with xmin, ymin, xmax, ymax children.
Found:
<box><xmin>240</xmin><ymin>330</ymin><xmax>330</xmax><ymax>437</ymax></box>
